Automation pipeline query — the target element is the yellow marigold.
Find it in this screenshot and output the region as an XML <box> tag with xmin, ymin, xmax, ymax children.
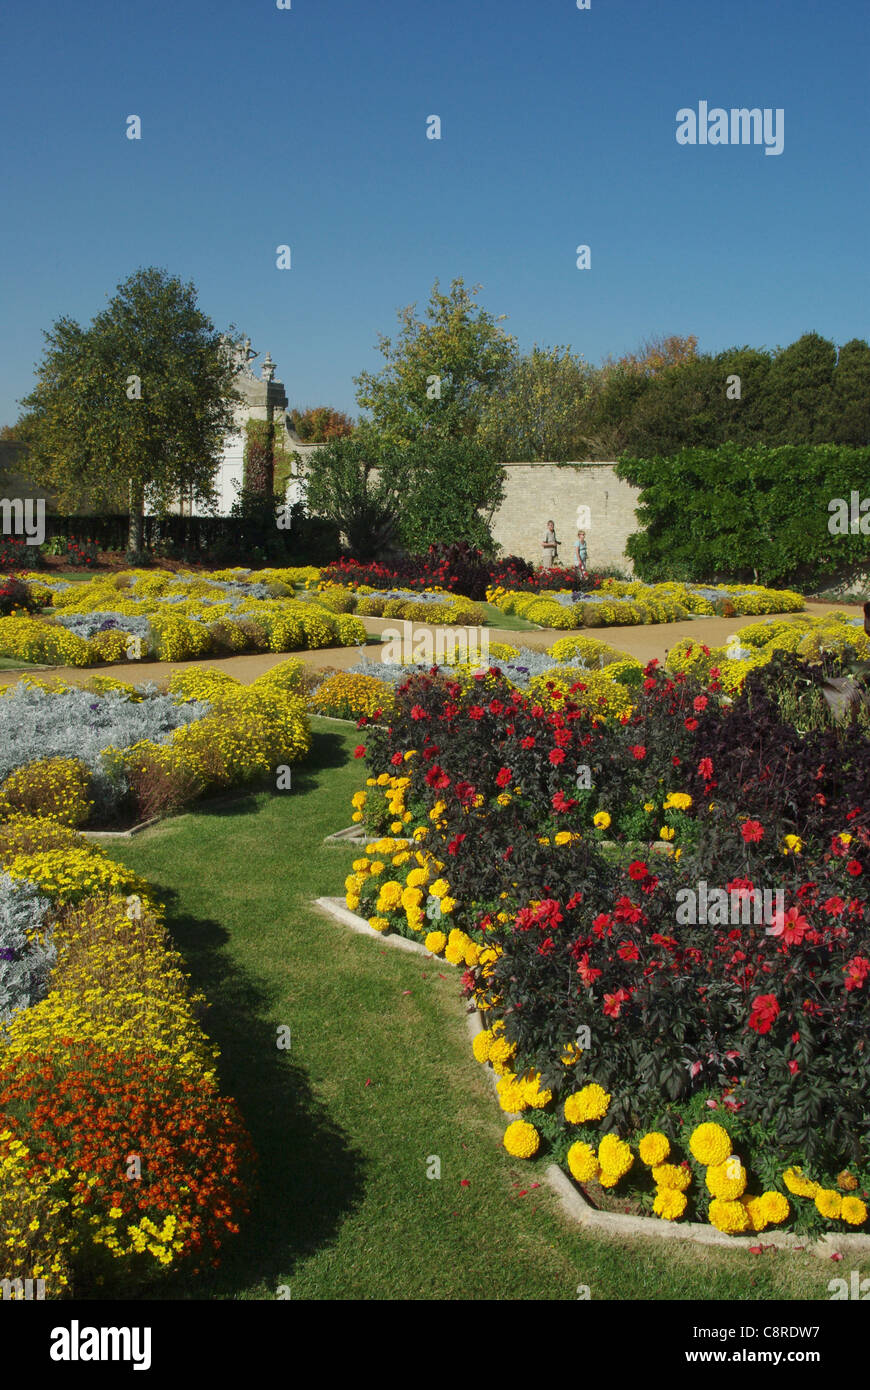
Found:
<box><xmin>814</xmin><ymin>1189</ymin><xmax>842</xmax><ymax>1220</ymax></box>
<box><xmin>564</xmin><ymin>1083</ymin><xmax>611</xmax><ymax>1124</ymax></box>
<box><xmin>345</xmin><ymin>894</ymin><xmax>360</xmax><ymax>911</ymax></box>
<box><xmin>653</xmin><ymin>1188</ymin><xmax>687</xmax><ymax>1221</ymax></box>
<box><xmin>652</xmin><ymin>1163</ymin><xmax>692</xmax><ymax>1192</ymax></box>
<box><xmin>837</xmin><ymin>1170</ymin><xmax>859</xmax><ymax>1192</ymax></box>
<box><xmin>741</xmin><ymin>1196</ymin><xmax>769</xmax><ymax>1232</ymax></box>
<box><xmin>659</xmin><ymin>825</ymin><xmax>675</xmax><ymax>841</ymax></box>
<box><xmin>502</xmin><ymin>1120</ymin><xmax>540</xmax><ymax>1159</ymax></box>
<box><xmin>662</xmin><ymin>792</ymin><xmax>692</xmax><ymax>811</ymax></box>
<box><xmin>638</xmin><ymin>1132</ymin><xmax>670</xmax><ymax>1167</ymax></box>
<box><xmin>560</xmin><ymin>1041</ymin><xmax>582</xmax><ymax>1066</ymax></box>
<box><xmin>593</xmin><ymin>811</ymin><xmax>611</xmax><ymax>829</ymax></box>
<box><xmin>472</xmin><ymin>1029</ymin><xmax>492</xmax><ymax>1064</ymax></box>
<box><xmin>554</xmin><ymin>830</ymin><xmax>572</xmax><ymax>846</ymax></box>
<box><xmin>401</xmin><ymin>886</ymin><xmax>424</xmax><ymax>911</ymax></box>
<box><xmin>488</xmin><ymin>1037</ymin><xmax>517</xmax><ymax>1067</ymax></box>
<box><xmin>444</xmin><ymin>943</ymin><xmax>465</xmax><ymax>965</ymax></box>
<box><xmin>406</xmin><ymin>867</ymin><xmax>428</xmax><ymax>888</ymax></box>
<box><xmin>689</xmin><ymin>1122</ymin><xmax>732</xmax><ymax>1166</ymax></box>
<box><xmin>496</xmin><ymin>1074</ymin><xmax>528</xmax><ymax>1113</ymax></box>
<box><xmin>781</xmin><ymin>834</ymin><xmax>803</xmax><ymax>855</ymax></box>
<box><xmin>757</xmin><ymin>1191</ymin><xmax>790</xmax><ymax>1225</ymax></box>
<box><xmin>519</xmin><ymin>1071</ymin><xmax>553</xmax><ymax>1110</ymax></box>
<box><xmin>841</xmin><ymin>1196</ymin><xmax>868</xmax><ymax>1227</ymax></box>
<box><xmin>598</xmin><ymin>1133</ymin><xmax>633</xmax><ymax>1180</ymax></box>
<box><xmin>783</xmin><ymin>1165</ymin><xmax>819</xmax><ymax>1198</ymax></box>
<box><xmin>368</xmin><ymin>916</ymin><xmax>390</xmax><ymax>933</ymax></box>
<box><xmin>429</xmin><ymin>878</ymin><xmax>449</xmax><ymax>898</ymax></box>
<box><xmin>708</xmin><ymin>1198</ymin><xmax>750</xmax><ymax>1234</ymax></box>
<box><xmin>424</xmin><ymin>930</ymin><xmax>447</xmax><ymax>955</ymax></box>
<box><xmin>440</xmin><ymin>896</ymin><xmax>457</xmax><ymax>914</ymax></box>
<box><xmin>566</xmin><ymin>1141</ymin><xmax>599</xmax><ymax>1183</ymax></box>
<box><xmin>706</xmin><ymin>1160</ymin><xmax>748</xmax><ymax>1201</ymax></box>
<box><xmin>376</xmin><ymin>880</ymin><xmax>403</xmax><ymax>910</ymax></box>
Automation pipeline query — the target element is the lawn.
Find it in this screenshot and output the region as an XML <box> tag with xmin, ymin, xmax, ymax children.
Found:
<box><xmin>103</xmin><ymin>717</ymin><xmax>850</xmax><ymax>1301</ymax></box>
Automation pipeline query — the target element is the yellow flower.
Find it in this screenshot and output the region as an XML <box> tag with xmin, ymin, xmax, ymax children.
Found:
<box><xmin>638</xmin><ymin>1132</ymin><xmax>670</xmax><ymax>1167</ymax></box>
<box><xmin>429</xmin><ymin>878</ymin><xmax>449</xmax><ymax>898</ymax></box>
<box><xmin>496</xmin><ymin>793</ymin><xmax>512</xmax><ymax>807</ymax></box>
<box><xmin>368</xmin><ymin>916</ymin><xmax>390</xmax><ymax>933</ymax></box>
<box><xmin>708</xmin><ymin>1198</ymin><xmax>750</xmax><ymax>1233</ymax></box>
<box><xmin>598</xmin><ymin>1133</ymin><xmax>633</xmax><ymax>1180</ymax></box>
<box><xmin>662</xmin><ymin>791</ymin><xmax>692</xmax><ymax>811</ymax></box>
<box><xmin>652</xmin><ymin>1163</ymin><xmax>692</xmax><ymax>1192</ymax></box>
<box><xmin>841</xmin><ymin>1196</ymin><xmax>868</xmax><ymax>1226</ymax></box>
<box><xmin>659</xmin><ymin>825</ymin><xmax>675</xmax><ymax>841</ymax></box>
<box><xmin>564</xmin><ymin>1083</ymin><xmax>611</xmax><ymax>1124</ymax></box>
<box><xmin>439</xmin><ymin>896</ymin><xmax>456</xmax><ymax>914</ymax></box>
<box><xmin>814</xmin><ymin>1189</ymin><xmax>842</xmax><ymax>1220</ymax></box>
<box><xmin>566</xmin><ymin>1141</ymin><xmax>599</xmax><ymax>1183</ymax></box>
<box><xmin>424</xmin><ymin>930</ymin><xmax>446</xmax><ymax>955</ymax></box>
<box><xmin>782</xmin><ymin>1165</ymin><xmax>819</xmax><ymax>1198</ymax></box>
<box><xmin>757</xmin><ymin>1191</ymin><xmax>790</xmax><ymax>1225</ymax></box>
<box><xmin>653</xmin><ymin>1188</ymin><xmax>687</xmax><ymax>1221</ymax></box>
<box><xmin>502</xmin><ymin>1120</ymin><xmax>540</xmax><ymax>1158</ymax></box>
<box><xmin>643</xmin><ymin>802</ymin><xmax>655</xmax><ymax>813</ymax></box>
<box><xmin>472</xmin><ymin>1029</ymin><xmax>492</xmax><ymax>1064</ymax></box>
<box><xmin>706</xmin><ymin>1159</ymin><xmax>747</xmax><ymax>1201</ymax></box>
<box><xmin>593</xmin><ymin>811</ymin><xmax>611</xmax><ymax>830</ymax></box>
<box><xmin>781</xmin><ymin>834</ymin><xmax>803</xmax><ymax>855</ymax></box>
<box><xmin>689</xmin><ymin>1122</ymin><xmax>732</xmax><ymax>1166</ymax></box>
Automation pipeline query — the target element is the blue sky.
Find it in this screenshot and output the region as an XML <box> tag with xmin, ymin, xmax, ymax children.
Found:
<box><xmin>1</xmin><ymin>0</ymin><xmax>867</xmax><ymax>425</ymax></box>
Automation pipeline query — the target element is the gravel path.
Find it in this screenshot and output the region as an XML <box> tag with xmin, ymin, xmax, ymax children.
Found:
<box><xmin>0</xmin><ymin>600</ymin><xmax>862</xmax><ymax>690</ymax></box>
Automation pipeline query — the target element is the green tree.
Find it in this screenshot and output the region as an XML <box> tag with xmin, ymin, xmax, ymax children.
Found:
<box><xmin>301</xmin><ymin>429</ymin><xmax>404</xmax><ymax>559</ymax></box>
<box><xmin>19</xmin><ymin>267</ymin><xmax>240</xmax><ymax>558</ymax></box>
<box><xmin>831</xmin><ymin>338</ymin><xmax>870</xmax><ymax>446</ymax></box>
<box><xmin>478</xmin><ymin>345</ymin><xmax>591</xmax><ymax>461</ymax></box>
<box><xmin>761</xmin><ymin>332</ymin><xmax>837</xmax><ymax>444</ymax></box>
<box><xmin>399</xmin><ymin>437</ymin><xmax>505</xmax><ymax>553</ymax></box>
<box><xmin>354</xmin><ymin>278</ymin><xmax>516</xmax><ymax>446</ymax></box>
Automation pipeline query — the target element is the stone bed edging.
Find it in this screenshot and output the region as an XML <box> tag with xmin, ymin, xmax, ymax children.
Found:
<box><xmin>311</xmin><ymin>896</ymin><xmax>870</xmax><ymax>1260</ymax></box>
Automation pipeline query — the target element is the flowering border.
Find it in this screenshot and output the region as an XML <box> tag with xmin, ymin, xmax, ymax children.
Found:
<box><xmin>313</xmin><ymin>895</ymin><xmax>870</xmax><ymax>1260</ymax></box>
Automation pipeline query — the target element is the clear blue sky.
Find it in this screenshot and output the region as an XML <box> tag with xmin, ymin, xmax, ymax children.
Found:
<box><xmin>1</xmin><ymin>0</ymin><xmax>867</xmax><ymax>426</ymax></box>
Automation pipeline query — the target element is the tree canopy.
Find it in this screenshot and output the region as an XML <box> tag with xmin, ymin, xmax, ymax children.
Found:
<box><xmin>18</xmin><ymin>266</ymin><xmax>240</xmax><ymax>556</ymax></box>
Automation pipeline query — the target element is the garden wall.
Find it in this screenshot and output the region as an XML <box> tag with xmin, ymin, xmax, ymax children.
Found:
<box><xmin>489</xmin><ymin>462</ymin><xmax>640</xmax><ymax>572</ymax></box>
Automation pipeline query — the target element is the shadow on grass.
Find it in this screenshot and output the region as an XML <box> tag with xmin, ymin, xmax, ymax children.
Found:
<box><xmin>140</xmin><ymin>884</ymin><xmax>366</xmax><ymax>1300</ymax></box>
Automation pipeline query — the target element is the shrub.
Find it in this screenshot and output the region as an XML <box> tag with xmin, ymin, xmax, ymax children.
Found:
<box><xmin>0</xmin><ymin>757</ymin><xmax>93</xmax><ymax>827</ymax></box>
<box><xmin>0</xmin><ymin>872</ymin><xmax>56</xmax><ymax>1024</ymax></box>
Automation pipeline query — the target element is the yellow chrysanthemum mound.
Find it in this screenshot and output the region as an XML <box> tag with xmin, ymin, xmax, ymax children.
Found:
<box><xmin>597</xmin><ymin>1133</ymin><xmax>634</xmax><ymax>1184</ymax></box>
<box><xmin>652</xmin><ymin>1163</ymin><xmax>693</xmax><ymax>1193</ymax></box>
<box><xmin>502</xmin><ymin>1120</ymin><xmax>540</xmax><ymax>1159</ymax></box>
<box><xmin>782</xmin><ymin>1165</ymin><xmax>819</xmax><ymax>1199</ymax></box>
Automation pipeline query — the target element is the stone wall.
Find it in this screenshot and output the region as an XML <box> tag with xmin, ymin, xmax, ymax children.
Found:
<box><xmin>489</xmin><ymin>462</ymin><xmax>641</xmax><ymax>572</ymax></box>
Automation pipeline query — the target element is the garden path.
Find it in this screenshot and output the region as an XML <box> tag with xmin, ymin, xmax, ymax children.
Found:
<box><xmin>0</xmin><ymin>600</ymin><xmax>861</xmax><ymax>690</ymax></box>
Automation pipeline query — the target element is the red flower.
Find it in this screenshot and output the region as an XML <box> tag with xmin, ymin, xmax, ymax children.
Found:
<box><xmin>693</xmin><ymin>696</ymin><xmax>708</xmax><ymax>712</ymax></box>
<box><xmin>629</xmin><ymin>744</ymin><xmax>646</xmax><ymax>760</ymax></box>
<box><xmin>617</xmin><ymin>941</ymin><xmax>640</xmax><ymax>962</ymax></box>
<box><xmin>520</xmin><ymin>736</ymin><xmax>535</xmax><ymax>750</ymax></box>
<box><xmin>822</xmin><ymin>895</ymin><xmax>846</xmax><ymax>916</ymax></box>
<box><xmin>846</xmin><ymin>860</ymin><xmax>863</xmax><ymax>876</ymax></box>
<box><xmin>447</xmin><ymin>834</ymin><xmax>466</xmax><ymax>855</ymax></box>
<box><xmin>410</xmin><ymin>704</ymin><xmax>427</xmax><ymax>721</ymax></box>
<box><xmin>548</xmin><ymin>748</ymin><xmax>566</xmax><ymax>765</ymax></box>
<box><xmin>390</xmin><ymin>752</ymin><xmax>403</xmax><ymax>766</ymax></box>
<box><xmin>787</xmin><ymin>1060</ymin><xmax>800</xmax><ymax>1075</ymax></box>
<box><xmin>748</xmin><ymin>993</ymin><xmax>779</xmax><ymax>1034</ymax></box>
<box><xmin>844</xmin><ymin>956</ymin><xmax>870</xmax><ymax>992</ymax></box>
<box><xmin>468</xmin><ymin>705</ymin><xmax>485</xmax><ymax>721</ymax></box>
<box><xmin>697</xmin><ymin>757</ymin><xmax>714</xmax><ymax>779</ymax></box>
<box><xmin>552</xmin><ymin>790</ymin><xmax>576</xmax><ymax>813</ymax></box>
<box><xmin>684</xmin><ymin>718</ymin><xmax>699</xmax><ymax>732</ymax></box>
<box><xmin>740</xmin><ymin>820</ymin><xmax>764</xmax><ymax>844</ymax></box>
<box><xmin>767</xmin><ymin>906</ymin><xmax>810</xmax><ymax>946</ymax></box>
<box><xmin>353</xmin><ymin>745</ymin><xmax>366</xmax><ymax>758</ymax></box>
<box><xmin>627</xmin><ymin>861</ymin><xmax>648</xmax><ymax>881</ymax></box>
<box><xmin>603</xmin><ymin>988</ymin><xmax>631</xmax><ymax>1018</ymax></box>
<box><xmin>425</xmin><ymin>765</ymin><xmax>450</xmax><ymax>790</ymax></box>
<box><xmin>495</xmin><ymin>766</ymin><xmax>512</xmax><ymax>788</ymax></box>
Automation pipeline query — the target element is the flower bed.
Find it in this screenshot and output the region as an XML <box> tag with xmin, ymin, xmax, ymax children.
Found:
<box><xmin>3</xmin><ymin>567</ymin><xmax>364</xmax><ymax>667</ymax></box>
<box><xmin>318</xmin><ymin>584</ymin><xmax>486</xmax><ymax>626</ymax></box>
<box><xmin>0</xmin><ymin>815</ymin><xmax>255</xmax><ymax>1295</ymax></box>
<box><xmin>320</xmin><ymin>547</ymin><xmax>601</xmax><ymax>603</ymax></box>
<box><xmin>340</xmin><ymin>649</ymin><xmax>870</xmax><ymax>1240</ymax></box>
<box><xmin>486</xmin><ymin>580</ymin><xmax>805</xmax><ymax>629</ymax></box>
<box><xmin>0</xmin><ymin>662</ymin><xmax>310</xmax><ymax>830</ymax></box>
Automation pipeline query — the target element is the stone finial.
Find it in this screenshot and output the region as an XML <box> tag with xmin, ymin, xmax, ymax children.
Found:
<box><xmin>261</xmin><ymin>352</ymin><xmax>275</xmax><ymax>383</ymax></box>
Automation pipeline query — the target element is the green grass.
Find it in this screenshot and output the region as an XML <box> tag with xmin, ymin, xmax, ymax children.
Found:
<box><xmin>480</xmin><ymin>602</ymin><xmax>541</xmax><ymax>632</ymax></box>
<box><xmin>0</xmin><ymin>656</ymin><xmax>41</xmax><ymax>671</ymax></box>
<box><xmin>102</xmin><ymin>718</ymin><xmax>855</xmax><ymax>1300</ymax></box>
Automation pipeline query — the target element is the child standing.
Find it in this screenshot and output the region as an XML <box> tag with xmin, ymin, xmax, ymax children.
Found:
<box><xmin>574</xmin><ymin>530</ymin><xmax>588</xmax><ymax>574</ymax></box>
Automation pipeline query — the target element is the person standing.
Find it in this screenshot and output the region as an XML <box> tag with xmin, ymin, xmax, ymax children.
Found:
<box><xmin>574</xmin><ymin>529</ymin><xmax>588</xmax><ymax>575</ymax></box>
<box><xmin>542</xmin><ymin>519</ymin><xmax>559</xmax><ymax>568</ymax></box>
